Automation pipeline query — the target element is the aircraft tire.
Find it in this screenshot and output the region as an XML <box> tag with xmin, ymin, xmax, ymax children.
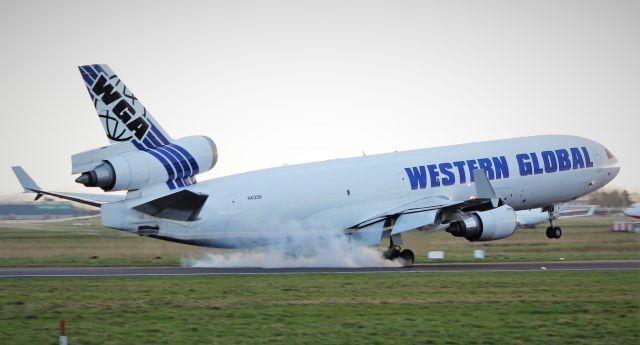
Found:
<box><xmin>545</xmin><ymin>227</ymin><xmax>554</xmax><ymax>239</ymax></box>
<box><xmin>384</xmin><ymin>247</ymin><xmax>401</xmax><ymax>260</ymax></box>
<box><xmin>400</xmin><ymin>249</ymin><xmax>415</xmax><ymax>266</ymax></box>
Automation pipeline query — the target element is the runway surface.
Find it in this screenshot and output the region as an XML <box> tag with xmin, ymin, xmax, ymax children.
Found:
<box><xmin>0</xmin><ymin>260</ymin><xmax>637</xmax><ymax>278</ymax></box>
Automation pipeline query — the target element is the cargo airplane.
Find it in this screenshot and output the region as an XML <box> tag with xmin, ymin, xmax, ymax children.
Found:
<box><xmin>11</xmin><ymin>64</ymin><xmax>620</xmax><ymax>265</ymax></box>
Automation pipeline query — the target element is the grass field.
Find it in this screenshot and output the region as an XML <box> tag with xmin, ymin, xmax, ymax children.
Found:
<box><xmin>0</xmin><ymin>271</ymin><xmax>638</xmax><ymax>344</ymax></box>
<box><xmin>0</xmin><ymin>217</ymin><xmax>209</xmax><ymax>266</ymax></box>
<box><xmin>0</xmin><ymin>216</ymin><xmax>638</xmax><ymax>266</ymax></box>
<box><xmin>1</xmin><ymin>218</ymin><xmax>638</xmax><ymax>344</ymax></box>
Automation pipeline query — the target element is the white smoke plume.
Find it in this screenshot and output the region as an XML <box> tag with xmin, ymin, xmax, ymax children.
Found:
<box><xmin>181</xmin><ymin>227</ymin><xmax>403</xmax><ymax>268</ymax></box>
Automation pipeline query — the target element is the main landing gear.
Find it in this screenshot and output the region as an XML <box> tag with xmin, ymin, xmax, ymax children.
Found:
<box><xmin>383</xmin><ymin>234</ymin><xmax>415</xmax><ymax>266</ymax></box>
<box><xmin>544</xmin><ymin>206</ymin><xmax>562</xmax><ymax>239</ymax></box>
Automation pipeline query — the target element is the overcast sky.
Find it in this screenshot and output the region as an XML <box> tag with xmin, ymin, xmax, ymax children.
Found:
<box><xmin>0</xmin><ymin>0</ymin><xmax>638</xmax><ymax>196</ymax></box>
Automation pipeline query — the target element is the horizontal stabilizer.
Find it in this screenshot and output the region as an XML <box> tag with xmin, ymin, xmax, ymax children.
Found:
<box><xmin>11</xmin><ymin>166</ymin><xmax>123</xmax><ymax>207</ymax></box>
<box><xmin>133</xmin><ymin>190</ymin><xmax>208</xmax><ymax>221</ymax></box>
<box><xmin>11</xmin><ymin>166</ymin><xmax>41</xmax><ymax>192</ymax></box>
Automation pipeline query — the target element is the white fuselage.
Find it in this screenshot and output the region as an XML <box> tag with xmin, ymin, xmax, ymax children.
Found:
<box><xmin>102</xmin><ymin>135</ymin><xmax>619</xmax><ymax>248</ymax></box>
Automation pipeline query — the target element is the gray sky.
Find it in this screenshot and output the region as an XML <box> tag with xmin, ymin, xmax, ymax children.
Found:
<box><xmin>0</xmin><ymin>0</ymin><xmax>638</xmax><ymax>196</ymax></box>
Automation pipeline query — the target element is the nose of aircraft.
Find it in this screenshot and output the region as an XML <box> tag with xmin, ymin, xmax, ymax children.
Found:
<box><xmin>599</xmin><ymin>166</ymin><xmax>621</xmax><ymax>187</ymax></box>
<box><xmin>595</xmin><ymin>141</ymin><xmax>620</xmax><ymax>184</ymax></box>
<box><xmin>608</xmin><ymin>166</ymin><xmax>621</xmax><ymax>181</ymax></box>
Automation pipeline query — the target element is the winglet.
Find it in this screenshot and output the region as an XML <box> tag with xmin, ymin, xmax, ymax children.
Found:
<box><xmin>473</xmin><ymin>169</ymin><xmax>499</xmax><ymax>208</ymax></box>
<box><xmin>11</xmin><ymin>166</ymin><xmax>42</xmax><ymax>193</ymax></box>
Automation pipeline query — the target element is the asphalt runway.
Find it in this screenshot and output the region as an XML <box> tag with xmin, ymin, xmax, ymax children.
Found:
<box><xmin>0</xmin><ymin>259</ymin><xmax>637</xmax><ymax>278</ymax></box>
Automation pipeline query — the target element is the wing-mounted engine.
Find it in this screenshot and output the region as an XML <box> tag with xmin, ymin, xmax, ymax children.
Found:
<box><xmin>72</xmin><ymin>135</ymin><xmax>217</xmax><ymax>191</ymax></box>
<box><xmin>445</xmin><ymin>205</ymin><xmax>517</xmax><ymax>241</ymax></box>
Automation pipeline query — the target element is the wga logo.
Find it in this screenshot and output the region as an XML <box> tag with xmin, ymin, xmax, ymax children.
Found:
<box><xmin>91</xmin><ymin>74</ymin><xmax>150</xmax><ymax>141</ymax></box>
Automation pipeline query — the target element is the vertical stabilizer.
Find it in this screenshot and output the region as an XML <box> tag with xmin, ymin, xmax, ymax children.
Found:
<box><xmin>77</xmin><ymin>64</ymin><xmax>205</xmax><ymax>190</ymax></box>
<box><xmin>78</xmin><ymin>64</ymin><xmax>172</xmax><ymax>146</ymax></box>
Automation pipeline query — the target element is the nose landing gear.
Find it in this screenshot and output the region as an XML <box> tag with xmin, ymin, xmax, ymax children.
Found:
<box><xmin>546</xmin><ymin>226</ymin><xmax>562</xmax><ymax>239</ymax></box>
<box><xmin>543</xmin><ymin>205</ymin><xmax>562</xmax><ymax>239</ymax></box>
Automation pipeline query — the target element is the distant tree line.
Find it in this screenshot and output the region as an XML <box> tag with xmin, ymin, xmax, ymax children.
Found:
<box><xmin>585</xmin><ymin>189</ymin><xmax>636</xmax><ymax>207</ymax></box>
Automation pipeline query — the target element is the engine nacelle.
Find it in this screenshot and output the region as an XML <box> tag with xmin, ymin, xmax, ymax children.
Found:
<box><xmin>75</xmin><ymin>135</ymin><xmax>217</xmax><ymax>191</ymax></box>
<box><xmin>445</xmin><ymin>205</ymin><xmax>517</xmax><ymax>242</ymax></box>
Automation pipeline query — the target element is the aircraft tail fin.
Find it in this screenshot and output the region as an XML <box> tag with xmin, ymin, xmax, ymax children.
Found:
<box><xmin>78</xmin><ymin>64</ymin><xmax>172</xmax><ymax>147</ymax></box>
<box><xmin>75</xmin><ymin>65</ymin><xmax>217</xmax><ymax>192</ymax></box>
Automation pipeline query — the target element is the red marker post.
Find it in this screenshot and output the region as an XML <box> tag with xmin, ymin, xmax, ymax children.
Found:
<box><xmin>59</xmin><ymin>320</ymin><xmax>68</xmax><ymax>345</ymax></box>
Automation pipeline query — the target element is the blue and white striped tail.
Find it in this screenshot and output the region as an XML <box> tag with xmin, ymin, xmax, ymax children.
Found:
<box><xmin>78</xmin><ymin>64</ymin><xmax>199</xmax><ymax>190</ymax></box>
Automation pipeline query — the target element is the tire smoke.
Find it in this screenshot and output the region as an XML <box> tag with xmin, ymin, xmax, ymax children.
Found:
<box><xmin>181</xmin><ymin>228</ymin><xmax>403</xmax><ymax>268</ymax></box>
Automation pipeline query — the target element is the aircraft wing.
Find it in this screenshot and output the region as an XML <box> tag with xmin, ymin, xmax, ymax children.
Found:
<box><xmin>348</xmin><ymin>169</ymin><xmax>501</xmax><ymax>240</ymax></box>
<box><xmin>11</xmin><ymin>166</ymin><xmax>124</xmax><ymax>207</ymax></box>
<box><xmin>557</xmin><ymin>205</ymin><xmax>596</xmax><ymax>219</ymax></box>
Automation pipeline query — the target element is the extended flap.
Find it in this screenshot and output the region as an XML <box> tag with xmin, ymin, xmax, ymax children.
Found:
<box><xmin>391</xmin><ymin>210</ymin><xmax>438</xmax><ymax>235</ymax></box>
<box><xmin>347</xmin><ymin>219</ymin><xmax>386</xmax><ymax>246</ymax></box>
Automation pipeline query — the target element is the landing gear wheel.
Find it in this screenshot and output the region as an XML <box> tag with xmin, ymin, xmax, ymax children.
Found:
<box><xmin>399</xmin><ymin>249</ymin><xmax>415</xmax><ymax>266</ymax></box>
<box><xmin>546</xmin><ymin>227</ymin><xmax>554</xmax><ymax>239</ymax></box>
<box><xmin>551</xmin><ymin>226</ymin><xmax>562</xmax><ymax>239</ymax></box>
<box><xmin>546</xmin><ymin>226</ymin><xmax>562</xmax><ymax>239</ymax></box>
<box><xmin>383</xmin><ymin>247</ymin><xmax>401</xmax><ymax>260</ymax></box>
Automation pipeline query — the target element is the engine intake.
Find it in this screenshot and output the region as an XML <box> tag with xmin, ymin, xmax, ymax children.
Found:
<box><xmin>446</xmin><ymin>205</ymin><xmax>517</xmax><ymax>242</ymax></box>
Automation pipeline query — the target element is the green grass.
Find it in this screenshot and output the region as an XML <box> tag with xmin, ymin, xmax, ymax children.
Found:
<box><xmin>0</xmin><ymin>216</ymin><xmax>638</xmax><ymax>266</ymax></box>
<box><xmin>0</xmin><ymin>218</ymin><xmax>210</xmax><ymax>266</ymax></box>
<box><xmin>0</xmin><ymin>271</ymin><xmax>638</xmax><ymax>344</ymax></box>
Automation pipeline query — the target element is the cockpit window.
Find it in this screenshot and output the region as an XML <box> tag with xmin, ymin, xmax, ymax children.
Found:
<box><xmin>605</xmin><ymin>148</ymin><xmax>615</xmax><ymax>160</ymax></box>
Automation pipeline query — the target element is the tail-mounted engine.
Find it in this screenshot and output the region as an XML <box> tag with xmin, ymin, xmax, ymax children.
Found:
<box><xmin>73</xmin><ymin>135</ymin><xmax>217</xmax><ymax>191</ymax></box>
<box><xmin>445</xmin><ymin>205</ymin><xmax>517</xmax><ymax>242</ymax></box>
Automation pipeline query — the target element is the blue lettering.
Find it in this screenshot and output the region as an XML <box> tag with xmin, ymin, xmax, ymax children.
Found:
<box><xmin>541</xmin><ymin>150</ymin><xmax>557</xmax><ymax>173</ymax></box>
<box><xmin>581</xmin><ymin>147</ymin><xmax>594</xmax><ymax>167</ymax></box>
<box><xmin>466</xmin><ymin>160</ymin><xmax>478</xmax><ymax>182</ymax></box>
<box><xmin>492</xmin><ymin>156</ymin><xmax>509</xmax><ymax>179</ymax></box>
<box><xmin>530</xmin><ymin>152</ymin><xmax>544</xmax><ymax>175</ymax></box>
<box><xmin>477</xmin><ymin>158</ymin><xmax>495</xmax><ymax>180</ymax></box>
<box><xmin>556</xmin><ymin>149</ymin><xmax>571</xmax><ymax>171</ymax></box>
<box><xmin>438</xmin><ymin>162</ymin><xmax>455</xmax><ymax>186</ymax></box>
<box><xmin>517</xmin><ymin>153</ymin><xmax>532</xmax><ymax>176</ymax></box>
<box><xmin>570</xmin><ymin>147</ymin><xmax>585</xmax><ymax>169</ymax></box>
<box><xmin>427</xmin><ymin>164</ymin><xmax>440</xmax><ymax>187</ymax></box>
<box><xmin>452</xmin><ymin>161</ymin><xmax>466</xmax><ymax>184</ymax></box>
<box><xmin>404</xmin><ymin>166</ymin><xmax>427</xmax><ymax>190</ymax></box>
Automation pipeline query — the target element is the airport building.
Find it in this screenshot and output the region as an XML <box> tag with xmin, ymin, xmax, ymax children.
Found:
<box><xmin>0</xmin><ymin>201</ymin><xmax>98</xmax><ymax>220</ymax></box>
